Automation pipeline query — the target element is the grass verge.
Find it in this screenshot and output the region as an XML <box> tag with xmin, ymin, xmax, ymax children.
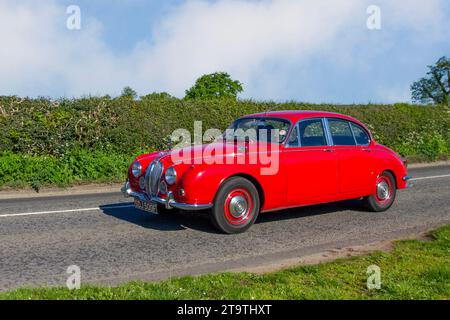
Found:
<box><xmin>1</xmin><ymin>225</ymin><xmax>449</xmax><ymax>300</ymax></box>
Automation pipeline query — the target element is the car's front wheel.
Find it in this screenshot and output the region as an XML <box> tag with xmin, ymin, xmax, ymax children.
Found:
<box><xmin>362</xmin><ymin>171</ymin><xmax>397</xmax><ymax>212</ymax></box>
<box><xmin>211</xmin><ymin>177</ymin><xmax>260</xmax><ymax>234</ymax></box>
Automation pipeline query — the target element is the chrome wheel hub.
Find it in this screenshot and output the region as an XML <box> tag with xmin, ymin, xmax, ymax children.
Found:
<box><xmin>229</xmin><ymin>196</ymin><xmax>248</xmax><ymax>218</ymax></box>
<box><xmin>377</xmin><ymin>181</ymin><xmax>390</xmax><ymax>200</ymax></box>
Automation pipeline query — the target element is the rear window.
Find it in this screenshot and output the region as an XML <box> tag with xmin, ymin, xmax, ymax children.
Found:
<box><xmin>350</xmin><ymin>123</ymin><xmax>370</xmax><ymax>146</ymax></box>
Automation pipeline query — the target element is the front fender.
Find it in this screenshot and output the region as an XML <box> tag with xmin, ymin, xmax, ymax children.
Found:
<box><xmin>177</xmin><ymin>163</ymin><xmax>285</xmax><ymax>211</ymax></box>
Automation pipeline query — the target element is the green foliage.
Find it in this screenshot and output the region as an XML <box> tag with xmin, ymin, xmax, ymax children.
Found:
<box><xmin>31</xmin><ymin>180</ymin><xmax>42</xmax><ymax>193</ymax></box>
<box><xmin>2</xmin><ymin>224</ymin><xmax>449</xmax><ymax>300</ymax></box>
<box><xmin>141</xmin><ymin>92</ymin><xmax>175</xmax><ymax>100</ymax></box>
<box><xmin>0</xmin><ymin>150</ymin><xmax>130</xmax><ymax>188</ymax></box>
<box><xmin>1</xmin><ymin>96</ymin><xmax>448</xmax><ymax>159</ymax></box>
<box><xmin>0</xmin><ymin>96</ymin><xmax>449</xmax><ymax>188</ymax></box>
<box><xmin>121</xmin><ymin>86</ymin><xmax>138</xmax><ymax>100</ymax></box>
<box><xmin>185</xmin><ymin>72</ymin><xmax>243</xmax><ymax>99</ymax></box>
<box><xmin>411</xmin><ymin>56</ymin><xmax>450</xmax><ymax>106</ymax></box>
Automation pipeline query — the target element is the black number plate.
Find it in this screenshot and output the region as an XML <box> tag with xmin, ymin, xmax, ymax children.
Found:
<box><xmin>134</xmin><ymin>199</ymin><xmax>157</xmax><ymax>214</ymax></box>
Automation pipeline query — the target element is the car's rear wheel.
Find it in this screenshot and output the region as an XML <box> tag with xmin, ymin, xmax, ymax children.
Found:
<box><xmin>362</xmin><ymin>171</ymin><xmax>396</xmax><ymax>212</ymax></box>
<box><xmin>211</xmin><ymin>177</ymin><xmax>260</xmax><ymax>234</ymax></box>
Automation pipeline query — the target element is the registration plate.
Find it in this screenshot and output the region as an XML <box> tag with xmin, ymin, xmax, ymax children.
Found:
<box><xmin>134</xmin><ymin>199</ymin><xmax>157</xmax><ymax>214</ymax></box>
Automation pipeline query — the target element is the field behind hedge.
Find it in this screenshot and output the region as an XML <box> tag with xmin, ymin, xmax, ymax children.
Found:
<box><xmin>0</xmin><ymin>96</ymin><xmax>449</xmax><ymax>188</ymax></box>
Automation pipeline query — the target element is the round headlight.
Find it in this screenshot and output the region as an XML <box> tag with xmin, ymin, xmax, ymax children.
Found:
<box><xmin>165</xmin><ymin>166</ymin><xmax>177</xmax><ymax>185</ymax></box>
<box><xmin>131</xmin><ymin>161</ymin><xmax>142</xmax><ymax>178</ymax></box>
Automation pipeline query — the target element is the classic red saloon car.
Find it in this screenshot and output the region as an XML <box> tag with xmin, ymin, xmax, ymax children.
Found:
<box><xmin>122</xmin><ymin>111</ymin><xmax>409</xmax><ymax>234</ymax></box>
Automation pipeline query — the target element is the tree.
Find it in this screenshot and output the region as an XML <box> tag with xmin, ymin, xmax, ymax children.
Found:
<box><xmin>411</xmin><ymin>56</ymin><xmax>450</xmax><ymax>106</ymax></box>
<box><xmin>121</xmin><ymin>86</ymin><xmax>137</xmax><ymax>99</ymax></box>
<box><xmin>185</xmin><ymin>72</ymin><xmax>243</xmax><ymax>99</ymax></box>
<box><xmin>141</xmin><ymin>92</ymin><xmax>175</xmax><ymax>100</ymax></box>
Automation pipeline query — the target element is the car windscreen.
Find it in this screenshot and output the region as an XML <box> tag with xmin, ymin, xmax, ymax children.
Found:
<box><xmin>224</xmin><ymin>117</ymin><xmax>291</xmax><ymax>144</ymax></box>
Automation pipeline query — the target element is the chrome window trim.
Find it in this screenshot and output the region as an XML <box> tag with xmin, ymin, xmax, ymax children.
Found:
<box><xmin>230</xmin><ymin>116</ymin><xmax>293</xmax><ymax>145</ymax></box>
<box><xmin>325</xmin><ymin>117</ymin><xmax>361</xmax><ymax>147</ymax></box>
<box><xmin>287</xmin><ymin>117</ymin><xmax>372</xmax><ymax>148</ymax></box>
<box><xmin>285</xmin><ymin>122</ymin><xmax>300</xmax><ymax>148</ymax></box>
<box><xmin>322</xmin><ymin>118</ymin><xmax>333</xmax><ymax>147</ymax></box>
<box><xmin>348</xmin><ymin>121</ymin><xmax>358</xmax><ymax>146</ymax></box>
<box><xmin>285</xmin><ymin>117</ymin><xmax>330</xmax><ymax>148</ymax></box>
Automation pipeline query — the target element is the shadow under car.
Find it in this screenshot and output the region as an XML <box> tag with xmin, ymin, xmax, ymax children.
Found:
<box><xmin>100</xmin><ymin>199</ymin><xmax>366</xmax><ymax>234</ymax></box>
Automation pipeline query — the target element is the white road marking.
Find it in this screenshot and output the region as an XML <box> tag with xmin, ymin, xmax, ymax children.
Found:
<box><xmin>0</xmin><ymin>173</ymin><xmax>449</xmax><ymax>219</ymax></box>
<box><xmin>409</xmin><ymin>174</ymin><xmax>450</xmax><ymax>181</ymax></box>
<box><xmin>0</xmin><ymin>204</ymin><xmax>135</xmax><ymax>218</ymax></box>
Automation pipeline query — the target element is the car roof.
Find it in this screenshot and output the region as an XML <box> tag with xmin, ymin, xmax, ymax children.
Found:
<box><xmin>242</xmin><ymin>110</ymin><xmax>366</xmax><ymax>126</ymax></box>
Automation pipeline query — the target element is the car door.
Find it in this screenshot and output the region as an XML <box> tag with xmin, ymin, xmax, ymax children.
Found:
<box><xmin>326</xmin><ymin>118</ymin><xmax>373</xmax><ymax>196</ymax></box>
<box><xmin>349</xmin><ymin>122</ymin><xmax>375</xmax><ymax>195</ymax></box>
<box><xmin>283</xmin><ymin>118</ymin><xmax>338</xmax><ymax>206</ymax></box>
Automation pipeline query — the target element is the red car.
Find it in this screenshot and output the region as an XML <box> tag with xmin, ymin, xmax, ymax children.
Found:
<box><xmin>122</xmin><ymin>111</ymin><xmax>410</xmax><ymax>234</ymax></box>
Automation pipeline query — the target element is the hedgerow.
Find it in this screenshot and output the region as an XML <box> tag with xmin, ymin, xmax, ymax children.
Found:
<box><xmin>0</xmin><ymin>96</ymin><xmax>449</xmax><ymax>188</ymax></box>
<box><xmin>0</xmin><ymin>150</ymin><xmax>131</xmax><ymax>189</ymax></box>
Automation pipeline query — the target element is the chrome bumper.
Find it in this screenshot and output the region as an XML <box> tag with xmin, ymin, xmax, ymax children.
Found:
<box><xmin>402</xmin><ymin>175</ymin><xmax>413</xmax><ymax>188</ymax></box>
<box><xmin>121</xmin><ymin>181</ymin><xmax>213</xmax><ymax>211</ymax></box>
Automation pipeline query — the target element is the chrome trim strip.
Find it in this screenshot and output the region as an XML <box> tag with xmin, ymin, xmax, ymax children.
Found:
<box><xmin>285</xmin><ymin>123</ymin><xmax>300</xmax><ymax>148</ymax></box>
<box><xmin>144</xmin><ymin>160</ymin><xmax>164</xmax><ymax>198</ymax></box>
<box><xmin>322</xmin><ymin>118</ymin><xmax>334</xmax><ymax>146</ymax></box>
<box><xmin>121</xmin><ymin>183</ymin><xmax>213</xmax><ymax>211</ymax></box>
<box><xmin>326</xmin><ymin>117</ymin><xmax>372</xmax><ymax>146</ymax></box>
<box><xmin>349</xmin><ymin>122</ymin><xmax>371</xmax><ymax>146</ymax></box>
<box><xmin>285</xmin><ymin>117</ymin><xmax>330</xmax><ymax>148</ymax></box>
<box><xmin>348</xmin><ymin>122</ymin><xmax>358</xmax><ymax>146</ymax></box>
<box><xmin>282</xmin><ymin>148</ymin><xmax>332</xmax><ymax>153</ymax></box>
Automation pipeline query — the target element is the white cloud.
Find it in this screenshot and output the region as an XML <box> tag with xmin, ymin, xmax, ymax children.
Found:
<box><xmin>0</xmin><ymin>0</ymin><xmax>122</xmax><ymax>96</ymax></box>
<box><xmin>376</xmin><ymin>84</ymin><xmax>412</xmax><ymax>104</ymax></box>
<box><xmin>384</xmin><ymin>0</ymin><xmax>445</xmax><ymax>31</ymax></box>
<box><xmin>0</xmin><ymin>0</ymin><xmax>448</xmax><ymax>100</ymax></box>
<box><xmin>131</xmin><ymin>0</ymin><xmax>367</xmax><ymax>97</ymax></box>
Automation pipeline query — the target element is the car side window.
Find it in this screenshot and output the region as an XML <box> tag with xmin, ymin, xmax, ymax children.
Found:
<box><xmin>328</xmin><ymin>119</ymin><xmax>356</xmax><ymax>146</ymax></box>
<box><xmin>298</xmin><ymin>119</ymin><xmax>327</xmax><ymax>146</ymax></box>
<box><xmin>350</xmin><ymin>123</ymin><xmax>370</xmax><ymax>146</ymax></box>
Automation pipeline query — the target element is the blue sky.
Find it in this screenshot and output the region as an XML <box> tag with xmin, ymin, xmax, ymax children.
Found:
<box><xmin>1</xmin><ymin>0</ymin><xmax>449</xmax><ymax>103</ymax></box>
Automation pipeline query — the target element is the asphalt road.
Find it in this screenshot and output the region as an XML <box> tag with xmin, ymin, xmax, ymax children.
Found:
<box><xmin>1</xmin><ymin>165</ymin><xmax>449</xmax><ymax>291</ymax></box>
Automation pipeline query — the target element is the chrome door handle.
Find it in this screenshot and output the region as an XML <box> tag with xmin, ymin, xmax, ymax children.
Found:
<box><xmin>362</xmin><ymin>148</ymin><xmax>371</xmax><ymax>152</ymax></box>
<box><xmin>324</xmin><ymin>149</ymin><xmax>334</xmax><ymax>152</ymax></box>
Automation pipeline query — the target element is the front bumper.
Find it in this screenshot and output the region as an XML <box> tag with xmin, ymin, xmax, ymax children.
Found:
<box><xmin>402</xmin><ymin>175</ymin><xmax>412</xmax><ymax>188</ymax></box>
<box><xmin>121</xmin><ymin>181</ymin><xmax>213</xmax><ymax>211</ymax></box>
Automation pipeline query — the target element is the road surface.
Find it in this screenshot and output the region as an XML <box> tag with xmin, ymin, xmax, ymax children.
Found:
<box><xmin>0</xmin><ymin>165</ymin><xmax>449</xmax><ymax>291</ymax></box>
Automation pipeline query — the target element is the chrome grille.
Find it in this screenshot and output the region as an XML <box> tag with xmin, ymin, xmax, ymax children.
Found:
<box><xmin>145</xmin><ymin>160</ymin><xmax>164</xmax><ymax>197</ymax></box>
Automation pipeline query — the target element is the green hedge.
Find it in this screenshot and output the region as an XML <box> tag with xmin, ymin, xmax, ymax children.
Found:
<box><xmin>0</xmin><ymin>150</ymin><xmax>131</xmax><ymax>189</ymax></box>
<box><xmin>0</xmin><ymin>96</ymin><xmax>449</xmax><ymax>188</ymax></box>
